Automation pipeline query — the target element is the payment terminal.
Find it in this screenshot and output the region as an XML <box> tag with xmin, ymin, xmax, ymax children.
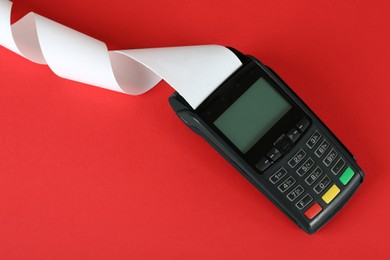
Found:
<box><xmin>169</xmin><ymin>48</ymin><xmax>364</xmax><ymax>234</ymax></box>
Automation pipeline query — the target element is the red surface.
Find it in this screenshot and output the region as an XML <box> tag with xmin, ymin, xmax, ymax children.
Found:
<box><xmin>1</xmin><ymin>0</ymin><xmax>389</xmax><ymax>258</ymax></box>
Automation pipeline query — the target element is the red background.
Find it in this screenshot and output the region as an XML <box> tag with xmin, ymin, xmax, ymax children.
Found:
<box><xmin>1</xmin><ymin>0</ymin><xmax>389</xmax><ymax>258</ymax></box>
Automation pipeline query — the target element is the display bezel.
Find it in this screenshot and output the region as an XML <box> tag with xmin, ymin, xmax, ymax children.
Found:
<box><xmin>196</xmin><ymin>61</ymin><xmax>305</xmax><ymax>166</ymax></box>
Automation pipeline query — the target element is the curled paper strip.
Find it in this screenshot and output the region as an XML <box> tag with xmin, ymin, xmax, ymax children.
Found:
<box><xmin>0</xmin><ymin>0</ymin><xmax>242</xmax><ymax>108</ymax></box>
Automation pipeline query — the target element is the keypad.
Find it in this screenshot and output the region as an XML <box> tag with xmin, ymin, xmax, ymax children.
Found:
<box><xmin>266</xmin><ymin>126</ymin><xmax>354</xmax><ymax>221</ymax></box>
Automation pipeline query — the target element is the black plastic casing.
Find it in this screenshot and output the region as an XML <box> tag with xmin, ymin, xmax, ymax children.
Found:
<box><xmin>168</xmin><ymin>49</ymin><xmax>364</xmax><ymax>234</ymax></box>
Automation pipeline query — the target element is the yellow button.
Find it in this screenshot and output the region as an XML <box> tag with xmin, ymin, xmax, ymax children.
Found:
<box><xmin>322</xmin><ymin>184</ymin><xmax>340</xmax><ymax>204</ymax></box>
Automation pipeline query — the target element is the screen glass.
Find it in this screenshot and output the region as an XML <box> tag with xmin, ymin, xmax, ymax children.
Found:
<box><xmin>214</xmin><ymin>77</ymin><xmax>292</xmax><ymax>153</ymax></box>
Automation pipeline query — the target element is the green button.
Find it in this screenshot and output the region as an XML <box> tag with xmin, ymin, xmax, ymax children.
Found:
<box><xmin>339</xmin><ymin>167</ymin><xmax>355</xmax><ymax>185</ymax></box>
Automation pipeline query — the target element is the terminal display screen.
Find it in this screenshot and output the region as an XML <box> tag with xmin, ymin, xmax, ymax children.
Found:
<box><xmin>214</xmin><ymin>77</ymin><xmax>291</xmax><ymax>153</ymax></box>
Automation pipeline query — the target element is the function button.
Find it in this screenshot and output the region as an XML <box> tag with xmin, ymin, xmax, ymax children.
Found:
<box><xmin>314</xmin><ymin>176</ymin><xmax>331</xmax><ymax>194</ymax></box>
<box><xmin>256</xmin><ymin>157</ymin><xmax>272</xmax><ymax>172</ymax></box>
<box><xmin>296</xmin><ymin>157</ymin><xmax>315</xmax><ymax>177</ymax></box>
<box><xmin>323</xmin><ymin>148</ymin><xmax>338</xmax><ymax>167</ymax></box>
<box><xmin>296</xmin><ymin>118</ymin><xmax>310</xmax><ymax>133</ymax></box>
<box><xmin>287</xmin><ymin>185</ymin><xmax>305</xmax><ymax>201</ymax></box>
<box><xmin>274</xmin><ymin>134</ymin><xmax>293</xmax><ymax>153</ymax></box>
<box><xmin>295</xmin><ymin>194</ymin><xmax>313</xmax><ymax>210</ymax></box>
<box><xmin>269</xmin><ymin>168</ymin><xmax>287</xmax><ymax>184</ymax></box>
<box><xmin>287</xmin><ymin>128</ymin><xmax>301</xmax><ymax>143</ymax></box>
<box><xmin>332</xmin><ymin>158</ymin><xmax>346</xmax><ymax>175</ymax></box>
<box><xmin>322</xmin><ymin>184</ymin><xmax>340</xmax><ymax>204</ymax></box>
<box><xmin>288</xmin><ymin>149</ymin><xmax>306</xmax><ymax>168</ymax></box>
<box><xmin>278</xmin><ymin>176</ymin><xmax>296</xmax><ymax>193</ymax></box>
<box><xmin>339</xmin><ymin>167</ymin><xmax>355</xmax><ymax>185</ymax></box>
<box><xmin>315</xmin><ymin>140</ymin><xmax>330</xmax><ymax>158</ymax></box>
<box><xmin>267</xmin><ymin>147</ymin><xmax>282</xmax><ymax>162</ymax></box>
<box><xmin>305</xmin><ymin>166</ymin><xmax>323</xmax><ymax>185</ymax></box>
<box><xmin>304</xmin><ymin>203</ymin><xmax>323</xmax><ymax>220</ymax></box>
<box><xmin>306</xmin><ymin>131</ymin><xmax>321</xmax><ymax>149</ymax></box>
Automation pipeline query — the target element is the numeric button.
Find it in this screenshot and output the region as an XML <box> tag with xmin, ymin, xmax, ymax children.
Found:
<box><xmin>269</xmin><ymin>168</ymin><xmax>287</xmax><ymax>184</ymax></box>
<box><xmin>288</xmin><ymin>149</ymin><xmax>306</xmax><ymax>168</ymax></box>
<box><xmin>287</xmin><ymin>185</ymin><xmax>305</xmax><ymax>201</ymax></box>
<box><xmin>305</xmin><ymin>166</ymin><xmax>323</xmax><ymax>185</ymax></box>
<box><xmin>306</xmin><ymin>131</ymin><xmax>321</xmax><ymax>149</ymax></box>
<box><xmin>315</xmin><ymin>140</ymin><xmax>330</xmax><ymax>158</ymax></box>
<box><xmin>314</xmin><ymin>176</ymin><xmax>331</xmax><ymax>194</ymax></box>
<box><xmin>296</xmin><ymin>158</ymin><xmax>315</xmax><ymax>177</ymax></box>
<box><xmin>323</xmin><ymin>149</ymin><xmax>338</xmax><ymax>167</ymax></box>
<box><xmin>278</xmin><ymin>176</ymin><xmax>296</xmax><ymax>193</ymax></box>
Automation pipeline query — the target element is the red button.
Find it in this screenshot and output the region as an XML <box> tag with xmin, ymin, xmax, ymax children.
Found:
<box><xmin>304</xmin><ymin>203</ymin><xmax>322</xmax><ymax>220</ymax></box>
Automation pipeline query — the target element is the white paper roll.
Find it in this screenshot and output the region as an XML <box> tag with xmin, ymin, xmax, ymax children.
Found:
<box><xmin>0</xmin><ymin>0</ymin><xmax>242</xmax><ymax>108</ymax></box>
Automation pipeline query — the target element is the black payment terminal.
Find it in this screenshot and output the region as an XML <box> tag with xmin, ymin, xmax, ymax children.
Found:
<box><xmin>169</xmin><ymin>48</ymin><xmax>364</xmax><ymax>234</ymax></box>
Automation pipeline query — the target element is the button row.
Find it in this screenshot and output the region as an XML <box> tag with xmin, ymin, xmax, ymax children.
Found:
<box><xmin>256</xmin><ymin>118</ymin><xmax>310</xmax><ymax>173</ymax></box>
<box><xmin>303</xmin><ymin>182</ymin><xmax>343</xmax><ymax>219</ymax></box>
<box><xmin>306</xmin><ymin>130</ymin><xmax>348</xmax><ymax>175</ymax></box>
<box><xmin>269</xmin><ymin>167</ymin><xmax>308</xmax><ymax>209</ymax></box>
